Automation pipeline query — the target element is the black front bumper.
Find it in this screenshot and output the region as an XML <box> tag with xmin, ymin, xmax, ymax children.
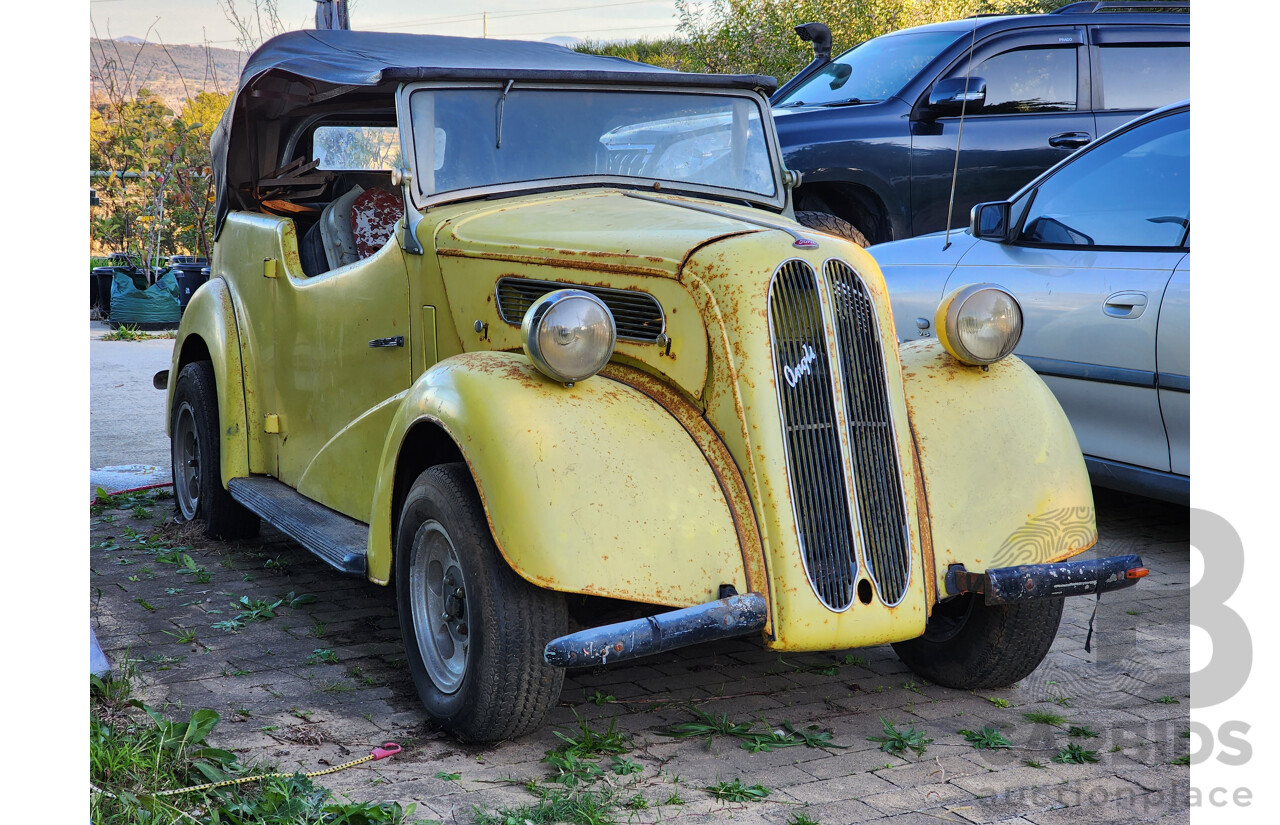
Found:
<box><xmin>946</xmin><ymin>553</ymin><xmax>1148</xmax><ymax>604</ymax></box>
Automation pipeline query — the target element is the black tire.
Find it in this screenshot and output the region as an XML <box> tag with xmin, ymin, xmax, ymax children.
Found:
<box><xmin>169</xmin><ymin>361</ymin><xmax>260</xmax><ymax>540</ymax></box>
<box><xmin>796</xmin><ymin>210</ymin><xmax>870</xmax><ymax>247</ymax></box>
<box><xmin>891</xmin><ymin>595</ymin><xmax>1064</xmax><ymax>689</ymax></box>
<box><xmin>395</xmin><ymin>463</ymin><xmax>566</xmax><ymax>742</ymax></box>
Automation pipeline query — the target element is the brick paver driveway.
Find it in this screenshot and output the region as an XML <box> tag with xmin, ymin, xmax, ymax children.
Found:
<box><xmin>91</xmin><ymin>487</ymin><xmax>1189</xmax><ymax>824</ymax></box>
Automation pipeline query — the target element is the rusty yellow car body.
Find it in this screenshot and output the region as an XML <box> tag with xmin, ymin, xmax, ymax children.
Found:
<box><xmin>162</xmin><ymin>29</ymin><xmax>1132</xmax><ymax>743</ymax></box>
<box><xmin>169</xmin><ymin>187</ymin><xmax>1096</xmax><ymax>648</ymax></box>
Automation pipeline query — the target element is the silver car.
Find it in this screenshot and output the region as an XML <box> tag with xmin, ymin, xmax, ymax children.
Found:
<box><xmin>870</xmin><ymin>101</ymin><xmax>1189</xmax><ymax>503</ymax></box>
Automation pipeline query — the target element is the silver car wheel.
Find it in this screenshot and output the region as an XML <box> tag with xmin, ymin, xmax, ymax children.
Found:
<box><xmin>172</xmin><ymin>400</ymin><xmax>201</xmax><ymax>521</ymax></box>
<box><xmin>409</xmin><ymin>519</ymin><xmax>469</xmax><ymax>694</ymax></box>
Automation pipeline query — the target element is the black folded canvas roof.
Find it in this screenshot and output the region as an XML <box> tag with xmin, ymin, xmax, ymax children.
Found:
<box><xmin>212</xmin><ymin>29</ymin><xmax>777</xmax><ymax>234</ymax></box>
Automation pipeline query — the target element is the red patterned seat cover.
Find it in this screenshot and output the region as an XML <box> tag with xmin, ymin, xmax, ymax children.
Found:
<box><xmin>350</xmin><ymin>188</ymin><xmax>402</xmax><ymax>259</ymax></box>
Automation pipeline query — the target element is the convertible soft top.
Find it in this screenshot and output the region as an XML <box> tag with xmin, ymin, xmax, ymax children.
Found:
<box><xmin>212</xmin><ymin>30</ymin><xmax>777</xmax><ymax>234</ymax></box>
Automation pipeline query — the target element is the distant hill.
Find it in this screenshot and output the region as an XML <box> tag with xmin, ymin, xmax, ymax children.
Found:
<box><xmin>90</xmin><ymin>39</ymin><xmax>245</xmax><ymax>111</ymax></box>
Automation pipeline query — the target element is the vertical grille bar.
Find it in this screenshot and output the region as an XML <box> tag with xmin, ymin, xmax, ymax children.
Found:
<box><xmin>826</xmin><ymin>260</ymin><xmax>912</xmax><ymax>605</ymax></box>
<box><xmin>768</xmin><ymin>261</ymin><xmax>857</xmax><ymax>610</ymax></box>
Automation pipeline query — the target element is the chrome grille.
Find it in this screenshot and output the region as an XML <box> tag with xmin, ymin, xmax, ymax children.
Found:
<box><xmin>768</xmin><ymin>260</ymin><xmax>858</xmax><ymax>610</ymax></box>
<box><xmin>495</xmin><ymin>277</ymin><xmax>665</xmax><ymax>343</ymax></box>
<box><xmin>601</xmin><ymin>144</ymin><xmax>653</xmax><ymax>176</ymax></box>
<box><xmin>826</xmin><ymin>259</ymin><xmax>911</xmax><ymax>605</ymax></box>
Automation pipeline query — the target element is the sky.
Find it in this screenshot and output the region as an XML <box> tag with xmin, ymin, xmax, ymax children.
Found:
<box><xmin>88</xmin><ymin>0</ymin><xmax>685</xmax><ymax>46</ymax></box>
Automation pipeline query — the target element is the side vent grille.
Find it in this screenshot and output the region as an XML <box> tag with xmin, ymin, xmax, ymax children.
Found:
<box><xmin>826</xmin><ymin>259</ymin><xmax>912</xmax><ymax>605</ymax></box>
<box><xmin>768</xmin><ymin>260</ymin><xmax>858</xmax><ymax>611</ymax></box>
<box><xmin>495</xmin><ymin>277</ymin><xmax>665</xmax><ymax>343</ymax></box>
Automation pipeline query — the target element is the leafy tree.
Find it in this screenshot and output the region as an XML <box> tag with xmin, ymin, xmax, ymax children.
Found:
<box><xmin>669</xmin><ymin>0</ymin><xmax>1078</xmax><ymax>80</ymax></box>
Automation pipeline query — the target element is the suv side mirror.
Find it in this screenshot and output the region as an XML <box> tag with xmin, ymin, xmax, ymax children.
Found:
<box><xmin>926</xmin><ymin>77</ymin><xmax>987</xmax><ymax>118</ymax></box>
<box><xmin>970</xmin><ymin>201</ymin><xmax>1012</xmax><ymax>242</ymax></box>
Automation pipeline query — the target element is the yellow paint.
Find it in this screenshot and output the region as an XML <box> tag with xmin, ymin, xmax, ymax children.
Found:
<box><xmin>899</xmin><ymin>339</ymin><xmax>1097</xmax><ymax>595</ymax></box>
<box><xmin>263</xmin><ymin>414</ymin><xmax>279</xmax><ymax>434</ymax></box>
<box><xmin>366</xmin><ymin>351</ymin><xmax>747</xmax><ymax>603</ymax></box>
<box><xmin>165</xmin><ymin>276</ymin><xmax>251</xmax><ymax>486</ymax></box>
<box><xmin>263</xmin><ymin>258</ymin><xmax>278</xmax><ymax>279</ymax></box>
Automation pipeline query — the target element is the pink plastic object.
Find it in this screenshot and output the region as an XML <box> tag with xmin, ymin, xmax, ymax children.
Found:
<box><xmin>371</xmin><ymin>743</ymin><xmax>402</xmax><ymax>760</ymax></box>
<box><xmin>350</xmin><ymin>189</ymin><xmax>402</xmax><ymax>259</ymax></box>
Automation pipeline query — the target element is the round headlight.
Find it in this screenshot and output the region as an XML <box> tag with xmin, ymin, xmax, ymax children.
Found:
<box><xmin>934</xmin><ymin>284</ymin><xmax>1023</xmax><ymax>366</ymax></box>
<box><xmin>521</xmin><ymin>290</ymin><xmax>617</xmax><ymax>384</ymax></box>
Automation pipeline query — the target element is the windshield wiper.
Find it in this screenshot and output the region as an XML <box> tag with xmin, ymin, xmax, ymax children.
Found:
<box><xmin>820</xmin><ymin>97</ymin><xmax>877</xmax><ymax>108</ymax></box>
<box><xmin>775</xmin><ymin>100</ymin><xmax>808</xmax><ymax>108</ymax></box>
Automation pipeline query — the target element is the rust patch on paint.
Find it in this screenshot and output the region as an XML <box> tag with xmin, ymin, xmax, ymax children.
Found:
<box><xmin>601</xmin><ymin>363</ymin><xmax>771</xmax><ymax>634</ymax></box>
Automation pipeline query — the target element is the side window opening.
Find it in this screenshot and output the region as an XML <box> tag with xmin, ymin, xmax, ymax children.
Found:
<box><xmin>968</xmin><ymin>46</ymin><xmax>1078</xmax><ymax>114</ymax></box>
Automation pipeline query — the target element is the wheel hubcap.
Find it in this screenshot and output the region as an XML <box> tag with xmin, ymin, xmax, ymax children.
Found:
<box><xmin>172</xmin><ymin>402</ymin><xmax>201</xmax><ymax>520</ymax></box>
<box><xmin>409</xmin><ymin>520</ymin><xmax>469</xmax><ymax>694</ymax></box>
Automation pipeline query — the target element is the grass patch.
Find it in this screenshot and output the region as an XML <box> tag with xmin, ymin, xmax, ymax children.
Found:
<box><xmin>90</xmin><ymin>676</ymin><xmax>420</xmax><ymax>824</ymax></box>
<box><xmin>660</xmin><ymin>708</ymin><xmax>845</xmax><ymax>752</ymax></box>
<box><xmin>1023</xmin><ymin>711</ymin><xmax>1067</xmax><ymax>727</ymax></box>
<box><xmin>1067</xmin><ymin>725</ymin><xmax>1100</xmax><ymax>739</ymax></box>
<box><xmin>100</xmin><ymin>324</ymin><xmax>175</xmax><ymax>341</ymax></box>
<box><xmin>1155</xmin><ymin>696</ymin><xmax>1181</xmax><ymax>705</ymax></box>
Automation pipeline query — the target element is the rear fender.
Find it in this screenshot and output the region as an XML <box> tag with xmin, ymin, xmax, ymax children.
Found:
<box><xmin>900</xmin><ymin>339</ymin><xmax>1097</xmax><ymax>600</ymax></box>
<box><xmin>165</xmin><ymin>277</ymin><xmax>250</xmax><ymax>485</ymax></box>
<box><xmin>367</xmin><ymin>351</ymin><xmax>750</xmax><ymax>606</ymax></box>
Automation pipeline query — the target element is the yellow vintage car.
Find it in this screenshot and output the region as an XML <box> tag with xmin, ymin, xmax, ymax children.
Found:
<box><xmin>161</xmin><ymin>30</ymin><xmax>1147</xmax><ymax>742</ymax></box>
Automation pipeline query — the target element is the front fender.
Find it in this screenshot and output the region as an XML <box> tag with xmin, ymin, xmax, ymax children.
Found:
<box><xmin>165</xmin><ymin>277</ymin><xmax>250</xmax><ymax>486</ymax></box>
<box><xmin>901</xmin><ymin>340</ymin><xmax>1097</xmax><ymax>600</ymax></box>
<box><xmin>367</xmin><ymin>351</ymin><xmax>749</xmax><ymax>606</ymax></box>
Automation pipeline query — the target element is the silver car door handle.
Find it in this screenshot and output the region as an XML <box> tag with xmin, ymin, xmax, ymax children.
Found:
<box><xmin>369</xmin><ymin>336</ymin><xmax>405</xmax><ymax>348</ymax></box>
<box><xmin>1103</xmin><ymin>291</ymin><xmax>1148</xmax><ymax>319</ymax></box>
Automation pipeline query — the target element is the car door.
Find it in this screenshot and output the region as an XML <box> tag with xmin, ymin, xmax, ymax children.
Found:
<box><xmin>910</xmin><ymin>26</ymin><xmax>1093</xmax><ymax>236</ymax></box>
<box><xmin>1088</xmin><ymin>25</ymin><xmax>1189</xmax><ymax>139</ymax></box>
<box><xmin>272</xmin><ymin>239</ymin><xmax>412</xmax><ymax>522</ymax></box>
<box><xmin>942</xmin><ymin>107</ymin><xmax>1189</xmax><ymax>473</ymax></box>
<box><xmin>1157</xmin><ymin>254</ymin><xmax>1190</xmax><ymax>477</ymax></box>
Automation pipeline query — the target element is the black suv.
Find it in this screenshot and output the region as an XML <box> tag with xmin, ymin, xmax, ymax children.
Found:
<box><xmin>772</xmin><ymin>2</ymin><xmax>1189</xmax><ymax>245</ymax></box>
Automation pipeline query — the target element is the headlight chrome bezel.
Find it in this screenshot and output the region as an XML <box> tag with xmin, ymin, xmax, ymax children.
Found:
<box><xmin>521</xmin><ymin>289</ymin><xmax>617</xmax><ymax>384</ymax></box>
<box><xmin>934</xmin><ymin>283</ymin><xmax>1024</xmax><ymax>366</ymax></box>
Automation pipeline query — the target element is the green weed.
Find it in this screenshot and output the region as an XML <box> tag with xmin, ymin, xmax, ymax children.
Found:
<box><xmin>868</xmin><ymin>717</ymin><xmax>932</xmax><ymax>757</ymax></box>
<box><xmin>959</xmin><ymin>727</ymin><xmax>1012</xmax><ymax>750</ymax></box>
<box><xmin>1023</xmin><ymin>711</ymin><xmax>1067</xmax><ymax>726</ymax></box>
<box><xmin>1068</xmin><ymin>726</ymin><xmax>1100</xmax><ymax>739</ymax></box>
<box><xmin>1054</xmin><ymin>743</ymin><xmax>1101</xmax><ymax>764</ymax></box>
<box><xmin>705</xmin><ymin>779</ymin><xmax>770</xmax><ymax>802</ymax></box>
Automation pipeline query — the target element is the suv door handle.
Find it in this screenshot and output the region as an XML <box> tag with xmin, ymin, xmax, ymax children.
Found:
<box><xmin>368</xmin><ymin>336</ymin><xmax>404</xmax><ymax>348</ymax></box>
<box><xmin>1103</xmin><ymin>291</ymin><xmax>1148</xmax><ymax>319</ymax></box>
<box><xmin>1048</xmin><ymin>132</ymin><xmax>1091</xmax><ymax>149</ymax></box>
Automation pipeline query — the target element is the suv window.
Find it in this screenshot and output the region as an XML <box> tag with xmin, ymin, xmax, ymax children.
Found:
<box><xmin>972</xmin><ymin>46</ymin><xmax>1077</xmax><ymax>113</ymax></box>
<box><xmin>1017</xmin><ymin>108</ymin><xmax>1189</xmax><ymax>248</ymax></box>
<box><xmin>1097</xmin><ymin>44</ymin><xmax>1189</xmax><ymax>110</ymax></box>
<box><xmin>776</xmin><ymin>31</ymin><xmax>959</xmax><ymax>106</ymax></box>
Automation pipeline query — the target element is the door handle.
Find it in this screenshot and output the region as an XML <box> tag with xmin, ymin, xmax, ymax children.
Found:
<box><xmin>1103</xmin><ymin>291</ymin><xmax>1148</xmax><ymax>319</ymax></box>
<box><xmin>368</xmin><ymin>336</ymin><xmax>405</xmax><ymax>348</ymax></box>
<box><xmin>1048</xmin><ymin>131</ymin><xmax>1091</xmax><ymax>149</ymax></box>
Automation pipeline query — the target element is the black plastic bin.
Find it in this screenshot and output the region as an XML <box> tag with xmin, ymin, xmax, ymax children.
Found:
<box><xmin>92</xmin><ymin>266</ymin><xmax>117</xmax><ymax>315</ymax></box>
<box><xmin>173</xmin><ymin>264</ymin><xmax>211</xmax><ymax>313</ymax></box>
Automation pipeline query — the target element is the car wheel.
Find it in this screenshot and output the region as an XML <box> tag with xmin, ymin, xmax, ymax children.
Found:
<box><xmin>891</xmin><ymin>594</ymin><xmax>1064</xmax><ymax>689</ymax></box>
<box><xmin>396</xmin><ymin>463</ymin><xmax>566</xmax><ymax>741</ymax></box>
<box><xmin>170</xmin><ymin>360</ymin><xmax>260</xmax><ymax>540</ymax></box>
<box><xmin>796</xmin><ymin>210</ymin><xmax>870</xmax><ymax>247</ymax></box>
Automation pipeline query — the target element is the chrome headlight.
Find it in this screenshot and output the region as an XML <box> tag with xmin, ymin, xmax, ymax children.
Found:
<box><xmin>521</xmin><ymin>290</ymin><xmax>616</xmax><ymax>384</ymax></box>
<box><xmin>934</xmin><ymin>284</ymin><xmax>1023</xmax><ymax>366</ymax></box>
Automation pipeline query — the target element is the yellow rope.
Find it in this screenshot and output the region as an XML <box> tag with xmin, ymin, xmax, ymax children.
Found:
<box><xmin>91</xmin><ymin>744</ymin><xmax>400</xmax><ymax>799</ymax></box>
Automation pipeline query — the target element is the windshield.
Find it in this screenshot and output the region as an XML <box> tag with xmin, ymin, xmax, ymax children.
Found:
<box><xmin>406</xmin><ymin>87</ymin><xmax>776</xmax><ymax>202</ymax></box>
<box><xmin>776</xmin><ymin>31</ymin><xmax>959</xmax><ymax>106</ymax></box>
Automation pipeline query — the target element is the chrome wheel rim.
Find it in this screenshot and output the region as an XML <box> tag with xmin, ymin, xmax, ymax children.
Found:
<box><xmin>172</xmin><ymin>401</ymin><xmax>201</xmax><ymax>520</ymax></box>
<box><xmin>409</xmin><ymin>520</ymin><xmax>469</xmax><ymax>694</ymax></box>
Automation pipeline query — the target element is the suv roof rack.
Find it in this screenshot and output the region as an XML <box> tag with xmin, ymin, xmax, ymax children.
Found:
<box><xmin>1053</xmin><ymin>1</ymin><xmax>1188</xmax><ymax>12</ymax></box>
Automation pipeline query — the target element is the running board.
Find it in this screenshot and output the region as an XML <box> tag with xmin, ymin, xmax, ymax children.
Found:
<box><xmin>227</xmin><ymin>477</ymin><xmax>368</xmax><ymax>576</ymax></box>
